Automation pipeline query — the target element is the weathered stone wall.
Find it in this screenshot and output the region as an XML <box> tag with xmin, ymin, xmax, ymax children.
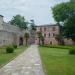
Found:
<box><xmin>0</xmin><ymin>15</ymin><xmax>27</xmax><ymax>46</ymax></box>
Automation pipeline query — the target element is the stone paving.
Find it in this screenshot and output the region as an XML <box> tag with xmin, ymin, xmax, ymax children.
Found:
<box><xmin>0</xmin><ymin>45</ymin><xmax>45</xmax><ymax>75</ymax></box>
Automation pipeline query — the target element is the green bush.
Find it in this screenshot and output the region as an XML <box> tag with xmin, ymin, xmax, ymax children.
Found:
<box><xmin>69</xmin><ymin>49</ymin><xmax>75</xmax><ymax>55</ymax></box>
<box><xmin>40</xmin><ymin>45</ymin><xmax>75</xmax><ymax>49</ymax></box>
<box><xmin>6</xmin><ymin>46</ymin><xmax>14</xmax><ymax>53</ymax></box>
<box><xmin>13</xmin><ymin>44</ymin><xmax>17</xmax><ymax>49</ymax></box>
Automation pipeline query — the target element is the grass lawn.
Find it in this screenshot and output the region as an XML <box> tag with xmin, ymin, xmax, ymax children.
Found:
<box><xmin>0</xmin><ymin>46</ymin><xmax>27</xmax><ymax>68</ymax></box>
<box><xmin>39</xmin><ymin>46</ymin><xmax>75</xmax><ymax>75</ymax></box>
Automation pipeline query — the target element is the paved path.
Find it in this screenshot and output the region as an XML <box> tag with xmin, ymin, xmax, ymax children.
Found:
<box><xmin>0</xmin><ymin>45</ymin><xmax>45</xmax><ymax>75</ymax></box>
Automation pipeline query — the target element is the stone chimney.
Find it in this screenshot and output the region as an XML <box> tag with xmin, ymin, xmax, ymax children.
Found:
<box><xmin>0</xmin><ymin>15</ymin><xmax>4</xmax><ymax>24</ymax></box>
<box><xmin>0</xmin><ymin>15</ymin><xmax>4</xmax><ymax>29</ymax></box>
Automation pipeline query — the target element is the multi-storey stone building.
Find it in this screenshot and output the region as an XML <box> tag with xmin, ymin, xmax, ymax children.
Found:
<box><xmin>35</xmin><ymin>24</ymin><xmax>74</xmax><ymax>45</ymax></box>
<box><xmin>35</xmin><ymin>24</ymin><xmax>60</xmax><ymax>45</ymax></box>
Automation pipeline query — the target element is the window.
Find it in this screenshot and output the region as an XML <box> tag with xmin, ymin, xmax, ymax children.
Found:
<box><xmin>44</xmin><ymin>27</ymin><xmax>46</xmax><ymax>31</ymax></box>
<box><xmin>49</xmin><ymin>33</ymin><xmax>50</xmax><ymax>37</ymax></box>
<box><xmin>53</xmin><ymin>33</ymin><xmax>55</xmax><ymax>37</ymax></box>
<box><xmin>53</xmin><ymin>27</ymin><xmax>56</xmax><ymax>31</ymax></box>
<box><xmin>3</xmin><ymin>40</ymin><xmax>5</xmax><ymax>43</ymax></box>
<box><xmin>0</xmin><ymin>40</ymin><xmax>2</xmax><ymax>44</ymax></box>
<box><xmin>44</xmin><ymin>34</ymin><xmax>46</xmax><ymax>37</ymax></box>
<box><xmin>40</xmin><ymin>28</ymin><xmax>42</xmax><ymax>32</ymax></box>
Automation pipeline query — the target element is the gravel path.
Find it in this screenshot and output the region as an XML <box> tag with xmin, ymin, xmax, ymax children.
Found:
<box><xmin>0</xmin><ymin>45</ymin><xmax>45</xmax><ymax>75</ymax></box>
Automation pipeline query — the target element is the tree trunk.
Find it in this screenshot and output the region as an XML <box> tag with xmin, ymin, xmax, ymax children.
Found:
<box><xmin>42</xmin><ymin>40</ymin><xmax>44</xmax><ymax>45</ymax></box>
<box><xmin>39</xmin><ymin>38</ymin><xmax>40</xmax><ymax>45</ymax></box>
<box><xmin>26</xmin><ymin>38</ymin><xmax>28</xmax><ymax>46</ymax></box>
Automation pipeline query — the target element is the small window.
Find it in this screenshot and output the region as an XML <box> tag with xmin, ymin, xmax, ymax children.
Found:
<box><xmin>49</xmin><ymin>33</ymin><xmax>50</xmax><ymax>37</ymax></box>
<box><xmin>44</xmin><ymin>27</ymin><xmax>46</xmax><ymax>31</ymax></box>
<box><xmin>53</xmin><ymin>33</ymin><xmax>55</xmax><ymax>37</ymax></box>
<box><xmin>0</xmin><ymin>41</ymin><xmax>2</xmax><ymax>44</ymax></box>
<box><xmin>40</xmin><ymin>28</ymin><xmax>42</xmax><ymax>32</ymax></box>
<box><xmin>44</xmin><ymin>34</ymin><xmax>46</xmax><ymax>37</ymax></box>
<box><xmin>3</xmin><ymin>40</ymin><xmax>5</xmax><ymax>43</ymax></box>
<box><xmin>53</xmin><ymin>27</ymin><xmax>56</xmax><ymax>31</ymax></box>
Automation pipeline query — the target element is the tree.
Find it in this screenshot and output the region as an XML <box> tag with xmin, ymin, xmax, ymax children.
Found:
<box><xmin>52</xmin><ymin>1</ymin><xmax>75</xmax><ymax>44</ymax></box>
<box><xmin>10</xmin><ymin>15</ymin><xmax>28</xmax><ymax>29</ymax></box>
<box><xmin>40</xmin><ymin>35</ymin><xmax>44</xmax><ymax>45</ymax></box>
<box><xmin>55</xmin><ymin>34</ymin><xmax>64</xmax><ymax>45</ymax></box>
<box><xmin>30</xmin><ymin>20</ymin><xmax>36</xmax><ymax>31</ymax></box>
<box><xmin>37</xmin><ymin>31</ymin><xmax>44</xmax><ymax>45</ymax></box>
<box><xmin>24</xmin><ymin>32</ymin><xmax>30</xmax><ymax>45</ymax></box>
<box><xmin>64</xmin><ymin>14</ymin><xmax>75</xmax><ymax>44</ymax></box>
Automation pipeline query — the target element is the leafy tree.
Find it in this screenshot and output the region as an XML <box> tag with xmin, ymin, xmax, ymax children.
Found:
<box><xmin>64</xmin><ymin>14</ymin><xmax>75</xmax><ymax>44</ymax></box>
<box><xmin>40</xmin><ymin>35</ymin><xmax>44</xmax><ymax>45</ymax></box>
<box><xmin>24</xmin><ymin>32</ymin><xmax>30</xmax><ymax>45</ymax></box>
<box><xmin>10</xmin><ymin>15</ymin><xmax>28</xmax><ymax>29</ymax></box>
<box><xmin>37</xmin><ymin>31</ymin><xmax>44</xmax><ymax>45</ymax></box>
<box><xmin>30</xmin><ymin>20</ymin><xmax>36</xmax><ymax>31</ymax></box>
<box><xmin>55</xmin><ymin>34</ymin><xmax>64</xmax><ymax>45</ymax></box>
<box><xmin>52</xmin><ymin>1</ymin><xmax>75</xmax><ymax>44</ymax></box>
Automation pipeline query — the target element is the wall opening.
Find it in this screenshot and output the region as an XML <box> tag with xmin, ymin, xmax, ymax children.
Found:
<box><xmin>19</xmin><ymin>37</ymin><xmax>23</xmax><ymax>45</ymax></box>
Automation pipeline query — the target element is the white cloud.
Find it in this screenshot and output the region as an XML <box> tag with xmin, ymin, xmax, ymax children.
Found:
<box><xmin>0</xmin><ymin>0</ymin><xmax>69</xmax><ymax>25</ymax></box>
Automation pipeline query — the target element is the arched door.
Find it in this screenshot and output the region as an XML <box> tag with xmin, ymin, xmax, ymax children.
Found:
<box><xmin>19</xmin><ymin>37</ymin><xmax>23</xmax><ymax>45</ymax></box>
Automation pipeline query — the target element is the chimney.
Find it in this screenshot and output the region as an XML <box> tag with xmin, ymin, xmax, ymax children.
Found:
<box><xmin>0</xmin><ymin>15</ymin><xmax>4</xmax><ymax>25</ymax></box>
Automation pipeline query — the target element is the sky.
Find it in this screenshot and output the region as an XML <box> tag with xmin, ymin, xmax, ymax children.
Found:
<box><xmin>0</xmin><ymin>0</ymin><xmax>69</xmax><ymax>25</ymax></box>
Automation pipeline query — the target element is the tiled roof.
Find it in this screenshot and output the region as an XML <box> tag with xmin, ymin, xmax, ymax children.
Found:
<box><xmin>36</xmin><ymin>24</ymin><xmax>58</xmax><ymax>27</ymax></box>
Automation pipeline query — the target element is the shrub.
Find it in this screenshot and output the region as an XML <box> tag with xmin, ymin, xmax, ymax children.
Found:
<box><xmin>13</xmin><ymin>44</ymin><xmax>17</xmax><ymax>49</ymax></box>
<box><xmin>6</xmin><ymin>46</ymin><xmax>14</xmax><ymax>53</ymax></box>
<box><xmin>69</xmin><ymin>49</ymin><xmax>75</xmax><ymax>55</ymax></box>
<box><xmin>40</xmin><ymin>45</ymin><xmax>75</xmax><ymax>49</ymax></box>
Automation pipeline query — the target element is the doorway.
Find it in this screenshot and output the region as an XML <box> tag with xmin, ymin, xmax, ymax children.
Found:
<box><xmin>19</xmin><ymin>37</ymin><xmax>23</xmax><ymax>45</ymax></box>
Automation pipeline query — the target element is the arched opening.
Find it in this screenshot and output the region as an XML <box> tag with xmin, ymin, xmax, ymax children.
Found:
<box><xmin>19</xmin><ymin>37</ymin><xmax>23</xmax><ymax>45</ymax></box>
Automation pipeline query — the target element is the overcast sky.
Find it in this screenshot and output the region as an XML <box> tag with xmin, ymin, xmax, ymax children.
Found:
<box><xmin>0</xmin><ymin>0</ymin><xmax>69</xmax><ymax>25</ymax></box>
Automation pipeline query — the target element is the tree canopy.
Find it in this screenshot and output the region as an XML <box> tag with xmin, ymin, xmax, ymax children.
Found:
<box><xmin>10</xmin><ymin>15</ymin><xmax>28</xmax><ymax>29</ymax></box>
<box><xmin>52</xmin><ymin>0</ymin><xmax>75</xmax><ymax>42</ymax></box>
<box><xmin>30</xmin><ymin>20</ymin><xmax>36</xmax><ymax>31</ymax></box>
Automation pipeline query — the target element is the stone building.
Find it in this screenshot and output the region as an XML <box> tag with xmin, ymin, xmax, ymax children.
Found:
<box><xmin>35</xmin><ymin>24</ymin><xmax>74</xmax><ymax>45</ymax></box>
<box><xmin>0</xmin><ymin>15</ymin><xmax>27</xmax><ymax>46</ymax></box>
<box><xmin>35</xmin><ymin>24</ymin><xmax>60</xmax><ymax>45</ymax></box>
<box><xmin>0</xmin><ymin>15</ymin><xmax>74</xmax><ymax>46</ymax></box>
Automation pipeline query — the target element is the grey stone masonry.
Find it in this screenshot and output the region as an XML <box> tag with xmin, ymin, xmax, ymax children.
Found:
<box><xmin>0</xmin><ymin>45</ymin><xmax>45</xmax><ymax>75</ymax></box>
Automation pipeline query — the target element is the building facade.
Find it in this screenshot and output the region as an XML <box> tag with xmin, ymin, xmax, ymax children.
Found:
<box><xmin>35</xmin><ymin>24</ymin><xmax>74</xmax><ymax>45</ymax></box>
<box><xmin>35</xmin><ymin>24</ymin><xmax>60</xmax><ymax>45</ymax></box>
<box><xmin>0</xmin><ymin>15</ymin><xmax>74</xmax><ymax>46</ymax></box>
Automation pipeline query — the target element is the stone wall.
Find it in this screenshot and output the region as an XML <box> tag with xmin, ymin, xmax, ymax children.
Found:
<box><xmin>0</xmin><ymin>15</ymin><xmax>27</xmax><ymax>46</ymax></box>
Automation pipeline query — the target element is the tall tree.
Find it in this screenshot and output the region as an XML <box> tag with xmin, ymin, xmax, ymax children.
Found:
<box><xmin>55</xmin><ymin>34</ymin><xmax>64</xmax><ymax>45</ymax></box>
<box><xmin>24</xmin><ymin>32</ymin><xmax>30</xmax><ymax>45</ymax></box>
<box><xmin>37</xmin><ymin>31</ymin><xmax>44</xmax><ymax>45</ymax></box>
<box><xmin>10</xmin><ymin>15</ymin><xmax>28</xmax><ymax>29</ymax></box>
<box><xmin>52</xmin><ymin>1</ymin><xmax>75</xmax><ymax>44</ymax></box>
<box><xmin>30</xmin><ymin>20</ymin><xmax>36</xmax><ymax>31</ymax></box>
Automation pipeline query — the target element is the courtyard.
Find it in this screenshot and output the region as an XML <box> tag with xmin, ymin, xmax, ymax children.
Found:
<box><xmin>0</xmin><ymin>45</ymin><xmax>75</xmax><ymax>75</ymax></box>
<box><xmin>0</xmin><ymin>0</ymin><xmax>75</xmax><ymax>75</ymax></box>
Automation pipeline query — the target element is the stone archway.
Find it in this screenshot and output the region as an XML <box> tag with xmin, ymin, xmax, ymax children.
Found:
<box><xmin>19</xmin><ymin>37</ymin><xmax>23</xmax><ymax>45</ymax></box>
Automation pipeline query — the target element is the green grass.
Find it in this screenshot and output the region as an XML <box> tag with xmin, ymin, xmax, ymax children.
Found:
<box><xmin>39</xmin><ymin>46</ymin><xmax>75</xmax><ymax>75</ymax></box>
<box><xmin>0</xmin><ymin>46</ymin><xmax>27</xmax><ymax>68</ymax></box>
